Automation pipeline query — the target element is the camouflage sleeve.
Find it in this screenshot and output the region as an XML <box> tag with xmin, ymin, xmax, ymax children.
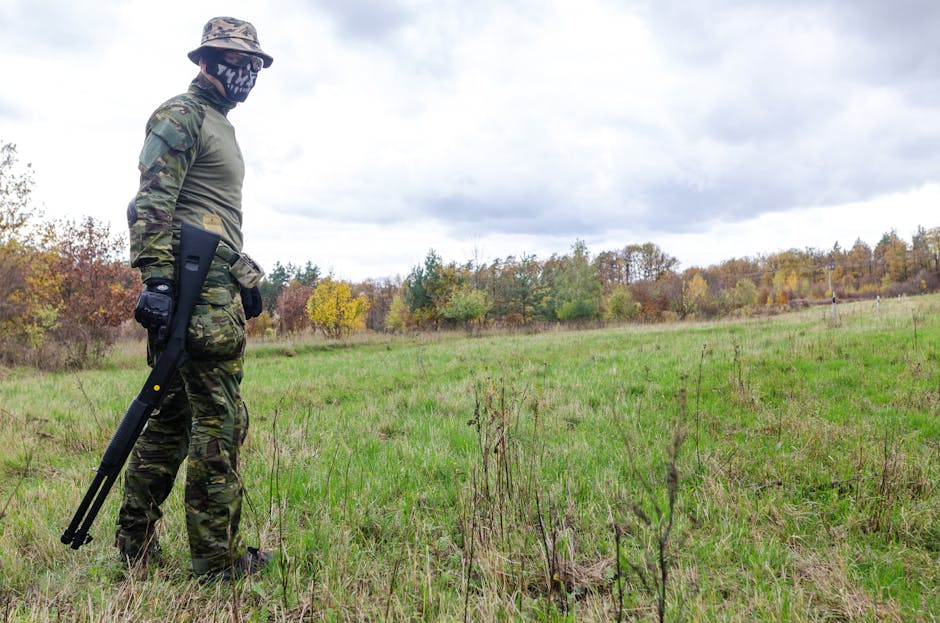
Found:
<box><xmin>129</xmin><ymin>96</ymin><xmax>205</xmax><ymax>282</ymax></box>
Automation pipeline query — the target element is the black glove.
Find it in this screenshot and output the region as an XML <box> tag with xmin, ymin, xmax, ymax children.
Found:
<box><xmin>134</xmin><ymin>278</ymin><xmax>174</xmax><ymax>343</ymax></box>
<box><xmin>240</xmin><ymin>286</ymin><xmax>263</xmax><ymax>319</ymax></box>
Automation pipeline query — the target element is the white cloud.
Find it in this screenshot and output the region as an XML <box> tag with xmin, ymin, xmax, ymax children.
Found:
<box><xmin>651</xmin><ymin>185</ymin><xmax>935</xmax><ymax>270</ymax></box>
<box><xmin>1</xmin><ymin>0</ymin><xmax>938</xmax><ymax>282</ymax></box>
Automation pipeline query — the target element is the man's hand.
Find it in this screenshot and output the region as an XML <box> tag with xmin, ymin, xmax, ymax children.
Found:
<box><xmin>134</xmin><ymin>278</ymin><xmax>175</xmax><ymax>344</ymax></box>
<box><xmin>240</xmin><ymin>286</ymin><xmax>263</xmax><ymax>319</ymax></box>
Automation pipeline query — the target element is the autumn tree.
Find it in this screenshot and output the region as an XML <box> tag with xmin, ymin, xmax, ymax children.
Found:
<box><xmin>630</xmin><ymin>242</ymin><xmax>678</xmax><ymax>281</ymax></box>
<box><xmin>432</xmin><ymin>262</ymin><xmax>465</xmax><ymax>315</ymax></box>
<box><xmin>258</xmin><ymin>260</ymin><xmax>319</xmax><ymax>312</ymax></box>
<box><xmin>910</xmin><ymin>226</ymin><xmax>934</xmax><ymax>277</ymax></box>
<box><xmin>357</xmin><ymin>277</ymin><xmax>399</xmax><ymax>331</ymax></box>
<box><xmin>384</xmin><ymin>293</ymin><xmax>409</xmax><ymax>332</ymax></box>
<box><xmin>440</xmin><ymin>285</ymin><xmax>490</xmax><ymax>330</ymax></box>
<box><xmin>0</xmin><ymin>145</ymin><xmax>47</xmax><ymax>365</ymax></box>
<box><xmin>924</xmin><ymin>227</ymin><xmax>940</xmax><ymax>278</ymax></box>
<box><xmin>550</xmin><ymin>240</ymin><xmax>602</xmax><ymax>321</ymax></box>
<box><xmin>0</xmin><ymin>144</ymin><xmax>136</xmax><ymax>368</ymax></box>
<box><xmin>305</xmin><ymin>276</ymin><xmax>369</xmax><ymax>338</ymax></box>
<box><xmin>704</xmin><ymin>257</ymin><xmax>761</xmax><ymax>293</ymax></box>
<box><xmin>874</xmin><ymin>230</ymin><xmax>909</xmax><ymax>286</ymax></box>
<box><xmin>632</xmin><ymin>270</ymin><xmax>683</xmax><ymax>319</ymax></box>
<box><xmin>276</xmin><ymin>281</ymin><xmax>315</xmax><ymax>334</ymax></box>
<box><xmin>681</xmin><ymin>272</ymin><xmax>710</xmax><ymax>317</ymax></box>
<box><xmin>491</xmin><ymin>253</ymin><xmax>546</xmax><ymax>324</ymax></box>
<box><xmin>733</xmin><ymin>278</ymin><xmax>758</xmax><ymax>308</ymax></box>
<box><xmin>0</xmin><ymin>143</ymin><xmax>35</xmax><ymax>243</ymax></box>
<box><xmin>47</xmin><ymin>217</ymin><xmax>138</xmax><ymax>366</ymax></box>
<box><xmin>245</xmin><ymin>309</ymin><xmax>275</xmax><ymax>339</ymax></box>
<box><xmin>0</xmin><ymin>238</ymin><xmax>62</xmax><ymax>366</ymax></box>
<box><xmin>0</xmin><ymin>143</ymin><xmax>37</xmax><ymax>340</ymax></box>
<box><xmin>604</xmin><ymin>285</ymin><xmax>639</xmax><ymax>321</ymax></box>
<box><xmin>594</xmin><ymin>249</ymin><xmax>634</xmax><ymax>292</ymax></box>
<box><xmin>840</xmin><ymin>239</ymin><xmax>873</xmax><ymax>293</ymax></box>
<box><xmin>258</xmin><ymin>262</ymin><xmax>291</xmax><ymax>313</ymax></box>
<box><xmin>404</xmin><ymin>249</ymin><xmax>443</xmax><ymax>325</ymax></box>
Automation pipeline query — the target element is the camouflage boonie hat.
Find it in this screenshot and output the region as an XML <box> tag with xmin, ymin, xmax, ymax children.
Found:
<box><xmin>188</xmin><ymin>16</ymin><xmax>273</xmax><ymax>68</ymax></box>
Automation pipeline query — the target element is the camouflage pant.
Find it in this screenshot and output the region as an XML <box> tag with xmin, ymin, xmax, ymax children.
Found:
<box><xmin>116</xmin><ymin>359</ymin><xmax>248</xmax><ymax>574</ymax></box>
<box><xmin>117</xmin><ymin>257</ymin><xmax>250</xmax><ymax>575</ymax></box>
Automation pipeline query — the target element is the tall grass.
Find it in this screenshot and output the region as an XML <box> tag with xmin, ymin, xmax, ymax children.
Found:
<box><xmin>0</xmin><ymin>296</ymin><xmax>938</xmax><ymax>621</ymax></box>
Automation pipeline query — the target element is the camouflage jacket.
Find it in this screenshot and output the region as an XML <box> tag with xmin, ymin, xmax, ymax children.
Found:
<box><xmin>129</xmin><ymin>74</ymin><xmax>245</xmax><ymax>283</ymax></box>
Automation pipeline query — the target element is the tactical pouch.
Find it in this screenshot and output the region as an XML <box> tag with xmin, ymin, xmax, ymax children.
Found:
<box><xmin>228</xmin><ymin>253</ymin><xmax>265</xmax><ymax>289</ymax></box>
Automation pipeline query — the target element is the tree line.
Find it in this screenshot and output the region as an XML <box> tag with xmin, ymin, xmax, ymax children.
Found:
<box><xmin>2</xmin><ymin>140</ymin><xmax>938</xmax><ymax>369</ymax></box>
<box><xmin>261</xmin><ymin>228</ymin><xmax>940</xmax><ymax>336</ymax></box>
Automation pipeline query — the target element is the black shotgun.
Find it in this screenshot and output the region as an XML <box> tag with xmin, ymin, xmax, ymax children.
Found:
<box><xmin>61</xmin><ymin>223</ymin><xmax>220</xmax><ymax>550</ymax></box>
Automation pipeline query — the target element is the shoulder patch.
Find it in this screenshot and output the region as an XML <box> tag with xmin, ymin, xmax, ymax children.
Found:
<box><xmin>150</xmin><ymin>118</ymin><xmax>193</xmax><ymax>152</ymax></box>
<box><xmin>148</xmin><ymin>94</ymin><xmax>206</xmax><ymax>151</ymax></box>
<box><xmin>138</xmin><ymin>94</ymin><xmax>207</xmax><ymax>171</ymax></box>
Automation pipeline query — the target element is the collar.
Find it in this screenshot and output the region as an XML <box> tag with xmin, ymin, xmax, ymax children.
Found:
<box><xmin>190</xmin><ymin>73</ymin><xmax>237</xmax><ymax>116</ymax></box>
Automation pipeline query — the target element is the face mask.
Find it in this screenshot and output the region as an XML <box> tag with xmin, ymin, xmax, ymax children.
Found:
<box><xmin>205</xmin><ymin>55</ymin><xmax>258</xmax><ymax>103</ymax></box>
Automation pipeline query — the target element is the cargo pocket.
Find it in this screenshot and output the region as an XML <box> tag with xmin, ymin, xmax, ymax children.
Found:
<box><xmin>187</xmin><ymin>290</ymin><xmax>246</xmax><ymax>361</ymax></box>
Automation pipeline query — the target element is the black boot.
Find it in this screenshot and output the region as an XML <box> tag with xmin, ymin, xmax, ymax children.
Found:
<box><xmin>198</xmin><ymin>547</ymin><xmax>273</xmax><ymax>583</ymax></box>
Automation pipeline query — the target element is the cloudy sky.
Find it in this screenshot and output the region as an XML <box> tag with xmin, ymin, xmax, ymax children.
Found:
<box><xmin>1</xmin><ymin>0</ymin><xmax>936</xmax><ymax>281</ymax></box>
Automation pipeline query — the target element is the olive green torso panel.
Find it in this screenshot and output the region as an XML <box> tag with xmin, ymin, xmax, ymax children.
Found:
<box><xmin>129</xmin><ymin>76</ymin><xmax>243</xmax><ymax>283</ymax></box>
<box><xmin>173</xmin><ymin>105</ymin><xmax>245</xmax><ymax>252</ymax></box>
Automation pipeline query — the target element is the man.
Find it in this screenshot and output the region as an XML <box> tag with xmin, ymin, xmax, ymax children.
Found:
<box><xmin>118</xmin><ymin>16</ymin><xmax>271</xmax><ymax>581</ymax></box>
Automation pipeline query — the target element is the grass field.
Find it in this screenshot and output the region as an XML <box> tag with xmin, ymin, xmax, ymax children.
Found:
<box><xmin>1</xmin><ymin>295</ymin><xmax>939</xmax><ymax>622</ymax></box>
